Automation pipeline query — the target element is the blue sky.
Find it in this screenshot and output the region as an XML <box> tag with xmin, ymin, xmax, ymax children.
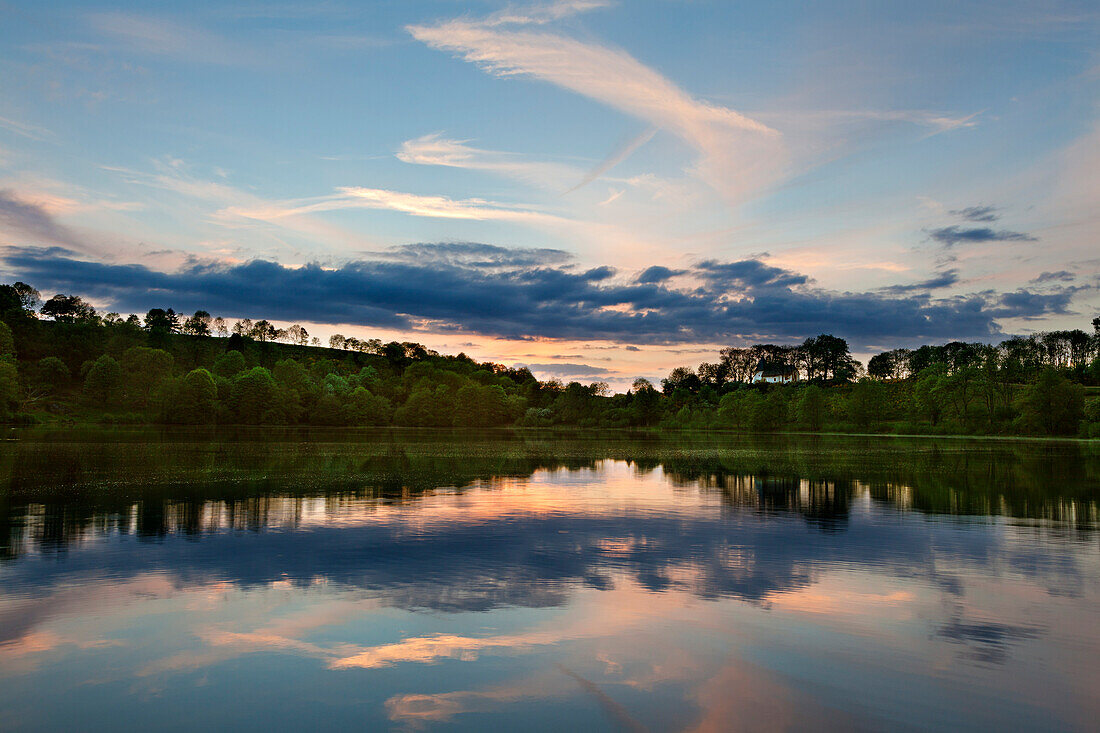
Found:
<box><xmin>1</xmin><ymin>0</ymin><xmax>1097</xmax><ymax>386</ymax></box>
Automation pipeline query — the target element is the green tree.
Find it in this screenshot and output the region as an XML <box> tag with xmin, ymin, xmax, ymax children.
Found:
<box><xmin>346</xmin><ymin>387</ymin><xmax>392</xmax><ymax>425</ymax></box>
<box><xmin>1015</xmin><ymin>368</ymin><xmax>1085</xmax><ymax>435</ymax></box>
<box><xmin>182</xmin><ymin>310</ymin><xmax>212</xmax><ymax>336</ymax></box>
<box><xmin>718</xmin><ymin>390</ymin><xmax>761</xmax><ymax>430</ymax></box>
<box><xmin>229</xmin><ymin>367</ymin><xmax>277</xmax><ymax>423</ymax></box>
<box><xmin>910</xmin><ymin>365</ymin><xmax>947</xmax><ymax>426</ymax></box>
<box><xmin>0</xmin><ymin>320</ymin><xmax>14</xmax><ymax>356</ymax></box>
<box><xmin>83</xmin><ymin>354</ymin><xmax>122</xmax><ymax>406</ymax></box>
<box><xmin>34</xmin><ymin>357</ymin><xmax>70</xmax><ymax>393</ymax></box>
<box><xmin>120</xmin><ymin>347</ymin><xmax>175</xmax><ymax>406</ymax></box>
<box><xmin>0</xmin><ymin>358</ymin><xmax>19</xmax><ymax>417</ymax></box>
<box><xmin>213</xmin><ymin>350</ymin><xmax>246</xmax><ymax>378</ymax></box>
<box><xmin>847</xmin><ymin>378</ymin><xmax>887</xmax><ymax>430</ymax></box>
<box><xmin>796</xmin><ymin>385</ymin><xmax>827</xmax><ymax>431</ymax></box>
<box><xmin>174</xmin><ymin>368</ymin><xmax>218</xmax><ymax>424</ymax></box>
<box><xmin>751</xmin><ymin>388</ymin><xmax>789</xmax><ymax>431</ymax></box>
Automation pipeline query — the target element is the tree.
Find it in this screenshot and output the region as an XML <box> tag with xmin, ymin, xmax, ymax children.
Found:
<box><xmin>662</xmin><ymin>366</ymin><xmax>700</xmax><ymax>395</ymax></box>
<box><xmin>182</xmin><ymin>310</ymin><xmax>212</xmax><ymax>336</ymax></box>
<box><xmin>847</xmin><ymin>378</ymin><xmax>887</xmax><ymax>431</ymax></box>
<box><xmin>229</xmin><ymin>367</ymin><xmax>277</xmax><ymax>423</ymax></box>
<box><xmin>249</xmin><ymin>320</ymin><xmax>279</xmax><ymax>342</ymax></box>
<box><xmin>174</xmin><ymin>368</ymin><xmax>218</xmax><ymax>424</ymax></box>
<box><xmin>213</xmin><ymin>350</ymin><xmax>246</xmax><ymax>378</ymax></box>
<box><xmin>1015</xmin><ymin>368</ymin><xmax>1084</xmax><ymax>435</ymax></box>
<box><xmin>719</xmin><ymin>347</ymin><xmax>757</xmax><ymax>384</ymax></box>
<box><xmin>346</xmin><ymin>387</ymin><xmax>392</xmax><ymax>425</ymax></box>
<box><xmin>232</xmin><ymin>318</ymin><xmax>253</xmax><ymax>336</ymax></box>
<box><xmin>751</xmin><ymin>388</ymin><xmax>789</xmax><ymax>431</ymax></box>
<box><xmin>800</xmin><ymin>334</ymin><xmax>858</xmax><ymax>382</ymax></box>
<box><xmin>867</xmin><ymin>349</ymin><xmax>912</xmax><ymax>380</ymax></box>
<box><xmin>910</xmin><ymin>365</ymin><xmax>947</xmax><ymax>426</ymax></box>
<box><xmin>120</xmin><ymin>347</ymin><xmax>175</xmax><ymax>406</ymax></box>
<box><xmin>286</xmin><ymin>324</ymin><xmax>309</xmax><ymax>346</ymax></box>
<box><xmin>797</xmin><ymin>385</ymin><xmax>827</xmax><ymax>431</ymax></box>
<box><xmin>0</xmin><ymin>281</ymin><xmax>40</xmax><ymax>317</ymax></box>
<box><xmin>83</xmin><ymin>355</ymin><xmax>122</xmax><ymax>405</ymax></box>
<box><xmin>212</xmin><ymin>317</ymin><xmax>228</xmax><ymax>337</ymax></box>
<box><xmin>34</xmin><ymin>357</ymin><xmax>70</xmax><ymax>393</ymax></box>
<box><xmin>630</xmin><ymin>378</ymin><xmax>661</xmax><ymax>425</ymax></box>
<box><xmin>0</xmin><ymin>320</ymin><xmax>14</xmax><ymax>357</ymax></box>
<box><xmin>41</xmin><ymin>294</ymin><xmax>97</xmax><ymax>324</ymax></box>
<box><xmin>329</xmin><ymin>334</ymin><xmax>347</xmax><ymax>350</ymax></box>
<box><xmin>0</xmin><ymin>358</ymin><xmax>18</xmax><ymax>417</ymax></box>
<box><xmin>144</xmin><ymin>308</ymin><xmax>179</xmax><ymax>335</ymax></box>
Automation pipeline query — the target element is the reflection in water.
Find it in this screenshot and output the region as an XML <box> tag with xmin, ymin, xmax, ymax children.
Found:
<box><xmin>0</xmin><ymin>429</ymin><xmax>1098</xmax><ymax>731</ymax></box>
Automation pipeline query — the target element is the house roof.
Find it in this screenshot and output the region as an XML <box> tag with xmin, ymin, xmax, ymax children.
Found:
<box><xmin>754</xmin><ymin>359</ymin><xmax>797</xmax><ymax>377</ymax></box>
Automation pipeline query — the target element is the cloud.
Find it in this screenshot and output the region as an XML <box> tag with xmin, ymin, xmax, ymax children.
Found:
<box><xmin>88</xmin><ymin>12</ymin><xmax>259</xmax><ymax>66</ymax></box>
<box><xmin>221</xmin><ymin>186</ymin><xmax>568</xmax><ymax>227</ymax></box>
<box><xmin>881</xmin><ymin>269</ymin><xmax>959</xmax><ymax>294</ymax></box>
<box><xmin>927</xmin><ymin>225</ymin><xmax>1036</xmax><ymax>247</ymax></box>
<box><xmin>483</xmin><ymin>0</ymin><xmax>612</xmax><ymax>27</ymax></box>
<box><xmin>694</xmin><ymin>259</ymin><xmax>808</xmax><ymax>289</ymax></box>
<box><xmin>2</xmin><ymin>244</ymin><xmax>1077</xmax><ymax>348</ymax></box>
<box><xmin>635</xmin><ymin>265</ymin><xmax>684</xmax><ymax>284</ymax></box>
<box><xmin>520</xmin><ymin>363</ymin><xmax>615</xmax><ymax>379</ymax></box>
<box><xmin>371</xmin><ymin>242</ymin><xmax>572</xmax><ymax>269</ymax></box>
<box><xmin>1030</xmin><ymin>270</ymin><xmax>1075</xmax><ymax>283</ymax></box>
<box><xmin>397</xmin><ymin>133</ymin><xmax>580</xmax><ymax>191</ymax></box>
<box><xmin>565</xmin><ymin>126</ymin><xmax>658</xmax><ymax>193</ymax></box>
<box><xmin>0</xmin><ymin>190</ymin><xmax>86</xmax><ymax>249</ymax></box>
<box><xmin>407</xmin><ymin>10</ymin><xmax>785</xmax><ymax>202</ymax></box>
<box><xmin>950</xmin><ymin>205</ymin><xmax>998</xmax><ymax>222</ymax></box>
<box><xmin>988</xmin><ymin>289</ymin><xmax>1076</xmax><ymax>319</ymax></box>
<box><xmin>0</xmin><ymin>115</ymin><xmax>52</xmax><ymax>142</ymax></box>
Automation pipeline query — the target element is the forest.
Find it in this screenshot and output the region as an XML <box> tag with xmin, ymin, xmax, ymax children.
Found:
<box><xmin>1</xmin><ymin>280</ymin><xmax>1098</xmax><ymax>437</ymax></box>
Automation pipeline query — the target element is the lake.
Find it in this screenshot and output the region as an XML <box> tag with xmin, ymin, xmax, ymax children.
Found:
<box><xmin>0</xmin><ymin>429</ymin><xmax>1097</xmax><ymax>731</ymax></box>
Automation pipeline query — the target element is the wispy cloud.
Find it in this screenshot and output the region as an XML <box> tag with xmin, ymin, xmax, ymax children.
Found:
<box><xmin>483</xmin><ymin>0</ymin><xmax>613</xmax><ymax>27</ymax></box>
<box><xmin>223</xmin><ymin>187</ymin><xmax>568</xmax><ymax>226</ymax></box>
<box><xmin>950</xmin><ymin>205</ymin><xmax>998</xmax><ymax>222</ymax></box>
<box><xmin>565</xmin><ymin>126</ymin><xmax>657</xmax><ymax>193</ymax></box>
<box><xmin>88</xmin><ymin>12</ymin><xmax>258</xmax><ymax>66</ymax></box>
<box><xmin>408</xmin><ymin>9</ymin><xmax>784</xmax><ymax>203</ymax></box>
<box><xmin>397</xmin><ymin>133</ymin><xmax>579</xmax><ymax>190</ymax></box>
<box><xmin>0</xmin><ymin>190</ymin><xmax>86</xmax><ymax>249</ymax></box>
<box><xmin>0</xmin><ymin>115</ymin><xmax>52</xmax><ymax>142</ymax></box>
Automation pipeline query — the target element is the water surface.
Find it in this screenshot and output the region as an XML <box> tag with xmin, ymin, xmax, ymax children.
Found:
<box><xmin>1</xmin><ymin>430</ymin><xmax>1098</xmax><ymax>731</ymax></box>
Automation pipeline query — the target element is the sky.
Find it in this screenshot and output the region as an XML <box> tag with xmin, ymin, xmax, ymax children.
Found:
<box><xmin>1</xmin><ymin>0</ymin><xmax>1098</xmax><ymax>388</ymax></box>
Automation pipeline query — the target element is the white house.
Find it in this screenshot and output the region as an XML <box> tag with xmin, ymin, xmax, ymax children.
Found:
<box><xmin>751</xmin><ymin>359</ymin><xmax>799</xmax><ymax>384</ymax></box>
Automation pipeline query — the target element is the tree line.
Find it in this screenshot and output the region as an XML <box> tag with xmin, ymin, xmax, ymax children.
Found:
<box><xmin>1</xmin><ymin>280</ymin><xmax>1098</xmax><ymax>436</ymax></box>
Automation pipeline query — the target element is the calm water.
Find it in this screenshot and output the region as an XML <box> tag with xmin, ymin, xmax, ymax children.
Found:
<box><xmin>1</xmin><ymin>429</ymin><xmax>1098</xmax><ymax>731</ymax></box>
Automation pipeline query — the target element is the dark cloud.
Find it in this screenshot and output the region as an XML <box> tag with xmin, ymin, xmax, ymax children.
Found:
<box><xmin>636</xmin><ymin>265</ymin><xmax>684</xmax><ymax>284</ymax></box>
<box><xmin>950</xmin><ymin>205</ymin><xmax>998</xmax><ymax>222</ymax></box>
<box><xmin>624</xmin><ymin>345</ymin><xmax>641</xmax><ymax>352</ymax></box>
<box><xmin>1</xmin><ymin>244</ymin><xmax>1075</xmax><ymax>349</ymax></box>
<box><xmin>882</xmin><ymin>269</ymin><xmax>959</xmax><ymax>294</ymax></box>
<box><xmin>521</xmin><ymin>363</ymin><xmax>615</xmax><ymax>378</ymax></box>
<box><xmin>0</xmin><ymin>190</ymin><xmax>85</xmax><ymax>249</ymax></box>
<box><xmin>988</xmin><ymin>289</ymin><xmax>1075</xmax><ymax>319</ymax></box>
<box><xmin>928</xmin><ymin>225</ymin><xmax>1036</xmax><ymax>247</ymax></box>
<box><xmin>1031</xmin><ymin>270</ymin><xmax>1075</xmax><ymax>283</ymax></box>
<box><xmin>695</xmin><ymin>259</ymin><xmax>808</xmax><ymax>288</ymax></box>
